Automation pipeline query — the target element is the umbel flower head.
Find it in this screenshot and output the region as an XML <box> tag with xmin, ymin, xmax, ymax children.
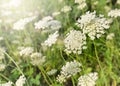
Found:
<box><xmin>30</xmin><ymin>52</ymin><xmax>46</xmax><ymax>66</ymax></box>
<box><xmin>75</xmin><ymin>0</ymin><xmax>87</xmax><ymax>10</ymax></box>
<box><xmin>77</xmin><ymin>72</ymin><xmax>98</xmax><ymax>86</ymax></box>
<box><xmin>61</xmin><ymin>5</ymin><xmax>72</xmax><ymax>13</ymax></box>
<box><xmin>34</xmin><ymin>16</ymin><xmax>61</xmax><ymax>32</ymax></box>
<box><xmin>15</xmin><ymin>75</ymin><xmax>26</xmax><ymax>86</ymax></box>
<box><xmin>0</xmin><ymin>81</ymin><xmax>13</xmax><ymax>86</ymax></box>
<box><xmin>42</xmin><ymin>31</ymin><xmax>59</xmax><ymax>47</ymax></box>
<box><xmin>13</xmin><ymin>16</ymin><xmax>36</xmax><ymax>30</ymax></box>
<box><xmin>19</xmin><ymin>47</ymin><xmax>34</xmax><ymax>57</ymax></box>
<box><xmin>57</xmin><ymin>60</ymin><xmax>82</xmax><ymax>83</ymax></box>
<box><xmin>64</xmin><ymin>30</ymin><xmax>87</xmax><ymax>54</ymax></box>
<box><xmin>77</xmin><ymin>11</ymin><xmax>111</xmax><ymax>40</ymax></box>
<box><xmin>108</xmin><ymin>9</ymin><xmax>120</xmax><ymax>18</ymax></box>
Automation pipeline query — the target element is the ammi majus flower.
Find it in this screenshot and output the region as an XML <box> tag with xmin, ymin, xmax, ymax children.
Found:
<box><xmin>64</xmin><ymin>30</ymin><xmax>87</xmax><ymax>54</ymax></box>
<box><xmin>77</xmin><ymin>11</ymin><xmax>111</xmax><ymax>40</ymax></box>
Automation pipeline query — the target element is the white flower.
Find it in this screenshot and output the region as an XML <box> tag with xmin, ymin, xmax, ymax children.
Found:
<box><xmin>61</xmin><ymin>60</ymin><xmax>82</xmax><ymax>78</ymax></box>
<box><xmin>30</xmin><ymin>52</ymin><xmax>46</xmax><ymax>66</ymax></box>
<box><xmin>35</xmin><ymin>16</ymin><xmax>61</xmax><ymax>32</ymax></box>
<box><xmin>0</xmin><ymin>81</ymin><xmax>13</xmax><ymax>86</ymax></box>
<box><xmin>57</xmin><ymin>74</ymin><xmax>66</xmax><ymax>83</ymax></box>
<box><xmin>57</xmin><ymin>60</ymin><xmax>82</xmax><ymax>83</ymax></box>
<box><xmin>106</xmin><ymin>33</ymin><xmax>115</xmax><ymax>40</ymax></box>
<box><xmin>15</xmin><ymin>75</ymin><xmax>26</xmax><ymax>86</ymax></box>
<box><xmin>13</xmin><ymin>16</ymin><xmax>36</xmax><ymax>30</ymax></box>
<box><xmin>52</xmin><ymin>11</ymin><xmax>60</xmax><ymax>17</ymax></box>
<box><xmin>34</xmin><ymin>16</ymin><xmax>53</xmax><ymax>29</ymax></box>
<box><xmin>0</xmin><ymin>36</ymin><xmax>4</xmax><ymax>42</ymax></box>
<box><xmin>77</xmin><ymin>72</ymin><xmax>98</xmax><ymax>86</ymax></box>
<box><xmin>77</xmin><ymin>11</ymin><xmax>111</xmax><ymax>40</ymax></box>
<box><xmin>19</xmin><ymin>47</ymin><xmax>34</xmax><ymax>57</ymax></box>
<box><xmin>47</xmin><ymin>69</ymin><xmax>57</xmax><ymax>75</ymax></box>
<box><xmin>108</xmin><ymin>9</ymin><xmax>120</xmax><ymax>18</ymax></box>
<box><xmin>117</xmin><ymin>0</ymin><xmax>120</xmax><ymax>4</ymax></box>
<box><xmin>61</xmin><ymin>6</ymin><xmax>72</xmax><ymax>13</ymax></box>
<box><xmin>0</xmin><ymin>47</ymin><xmax>5</xmax><ymax>60</ymax></box>
<box><xmin>0</xmin><ymin>64</ymin><xmax>6</xmax><ymax>71</ymax></box>
<box><xmin>75</xmin><ymin>0</ymin><xmax>87</xmax><ymax>10</ymax></box>
<box><xmin>42</xmin><ymin>31</ymin><xmax>59</xmax><ymax>47</ymax></box>
<box><xmin>64</xmin><ymin>30</ymin><xmax>87</xmax><ymax>54</ymax></box>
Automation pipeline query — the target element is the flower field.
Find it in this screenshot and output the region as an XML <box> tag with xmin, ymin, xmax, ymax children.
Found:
<box><xmin>0</xmin><ymin>0</ymin><xmax>120</xmax><ymax>86</ymax></box>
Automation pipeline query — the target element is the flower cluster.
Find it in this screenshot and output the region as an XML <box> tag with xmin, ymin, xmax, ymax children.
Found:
<box><xmin>106</xmin><ymin>33</ymin><xmax>115</xmax><ymax>40</ymax></box>
<box><xmin>57</xmin><ymin>60</ymin><xmax>82</xmax><ymax>83</ymax></box>
<box><xmin>13</xmin><ymin>16</ymin><xmax>37</xmax><ymax>30</ymax></box>
<box><xmin>61</xmin><ymin>5</ymin><xmax>72</xmax><ymax>13</ymax></box>
<box><xmin>15</xmin><ymin>75</ymin><xmax>26</xmax><ymax>86</ymax></box>
<box><xmin>34</xmin><ymin>16</ymin><xmax>61</xmax><ymax>32</ymax></box>
<box><xmin>77</xmin><ymin>11</ymin><xmax>111</xmax><ymax>40</ymax></box>
<box><xmin>64</xmin><ymin>30</ymin><xmax>87</xmax><ymax>54</ymax></box>
<box><xmin>30</xmin><ymin>52</ymin><xmax>46</xmax><ymax>66</ymax></box>
<box><xmin>47</xmin><ymin>69</ymin><xmax>57</xmax><ymax>76</ymax></box>
<box><xmin>0</xmin><ymin>47</ymin><xmax>6</xmax><ymax>71</ymax></box>
<box><xmin>75</xmin><ymin>0</ymin><xmax>87</xmax><ymax>10</ymax></box>
<box><xmin>0</xmin><ymin>81</ymin><xmax>13</xmax><ymax>86</ymax></box>
<box><xmin>19</xmin><ymin>47</ymin><xmax>34</xmax><ymax>57</ymax></box>
<box><xmin>77</xmin><ymin>72</ymin><xmax>98</xmax><ymax>86</ymax></box>
<box><xmin>42</xmin><ymin>31</ymin><xmax>59</xmax><ymax>47</ymax></box>
<box><xmin>108</xmin><ymin>9</ymin><xmax>120</xmax><ymax>18</ymax></box>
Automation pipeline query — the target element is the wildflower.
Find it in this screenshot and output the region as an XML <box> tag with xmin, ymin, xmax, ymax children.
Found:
<box><xmin>13</xmin><ymin>16</ymin><xmax>36</xmax><ymax>30</ymax></box>
<box><xmin>77</xmin><ymin>72</ymin><xmax>98</xmax><ymax>86</ymax></box>
<box><xmin>30</xmin><ymin>52</ymin><xmax>46</xmax><ymax>66</ymax></box>
<box><xmin>106</xmin><ymin>33</ymin><xmax>115</xmax><ymax>40</ymax></box>
<box><xmin>77</xmin><ymin>11</ymin><xmax>111</xmax><ymax>40</ymax></box>
<box><xmin>0</xmin><ymin>64</ymin><xmax>6</xmax><ymax>71</ymax></box>
<box><xmin>0</xmin><ymin>36</ymin><xmax>4</xmax><ymax>41</ymax></box>
<box><xmin>47</xmin><ymin>69</ymin><xmax>57</xmax><ymax>75</ymax></box>
<box><xmin>19</xmin><ymin>47</ymin><xmax>34</xmax><ymax>57</ymax></box>
<box><xmin>0</xmin><ymin>47</ymin><xmax>5</xmax><ymax>60</ymax></box>
<box><xmin>35</xmin><ymin>16</ymin><xmax>61</xmax><ymax>32</ymax></box>
<box><xmin>15</xmin><ymin>75</ymin><xmax>26</xmax><ymax>86</ymax></box>
<box><xmin>61</xmin><ymin>6</ymin><xmax>72</xmax><ymax>13</ymax></box>
<box><xmin>75</xmin><ymin>0</ymin><xmax>87</xmax><ymax>10</ymax></box>
<box><xmin>64</xmin><ymin>30</ymin><xmax>87</xmax><ymax>54</ymax></box>
<box><xmin>117</xmin><ymin>0</ymin><xmax>120</xmax><ymax>4</ymax></box>
<box><xmin>61</xmin><ymin>60</ymin><xmax>82</xmax><ymax>78</ymax></box>
<box><xmin>57</xmin><ymin>60</ymin><xmax>82</xmax><ymax>83</ymax></box>
<box><xmin>56</xmin><ymin>74</ymin><xmax>66</xmax><ymax>83</ymax></box>
<box><xmin>42</xmin><ymin>31</ymin><xmax>59</xmax><ymax>47</ymax></box>
<box><xmin>0</xmin><ymin>81</ymin><xmax>13</xmax><ymax>86</ymax></box>
<box><xmin>0</xmin><ymin>19</ymin><xmax>2</xmax><ymax>23</ymax></box>
<box><xmin>108</xmin><ymin>9</ymin><xmax>120</xmax><ymax>18</ymax></box>
<box><xmin>52</xmin><ymin>11</ymin><xmax>60</xmax><ymax>17</ymax></box>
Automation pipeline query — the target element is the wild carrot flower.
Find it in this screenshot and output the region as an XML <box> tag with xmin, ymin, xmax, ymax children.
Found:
<box><xmin>0</xmin><ymin>63</ymin><xmax>6</xmax><ymax>71</ymax></box>
<box><xmin>108</xmin><ymin>9</ymin><xmax>120</xmax><ymax>18</ymax></box>
<box><xmin>106</xmin><ymin>33</ymin><xmax>115</xmax><ymax>40</ymax></box>
<box><xmin>75</xmin><ymin>0</ymin><xmax>87</xmax><ymax>10</ymax></box>
<box><xmin>30</xmin><ymin>52</ymin><xmax>46</xmax><ymax>66</ymax></box>
<box><xmin>57</xmin><ymin>60</ymin><xmax>82</xmax><ymax>83</ymax></box>
<box><xmin>47</xmin><ymin>69</ymin><xmax>57</xmax><ymax>75</ymax></box>
<box><xmin>19</xmin><ymin>47</ymin><xmax>34</xmax><ymax>57</ymax></box>
<box><xmin>35</xmin><ymin>16</ymin><xmax>61</xmax><ymax>32</ymax></box>
<box><xmin>13</xmin><ymin>16</ymin><xmax>36</xmax><ymax>30</ymax></box>
<box><xmin>61</xmin><ymin>5</ymin><xmax>72</xmax><ymax>13</ymax></box>
<box><xmin>77</xmin><ymin>72</ymin><xmax>98</xmax><ymax>86</ymax></box>
<box><xmin>42</xmin><ymin>31</ymin><xmax>59</xmax><ymax>47</ymax></box>
<box><xmin>15</xmin><ymin>75</ymin><xmax>26</xmax><ymax>86</ymax></box>
<box><xmin>0</xmin><ymin>81</ymin><xmax>13</xmax><ymax>86</ymax></box>
<box><xmin>77</xmin><ymin>11</ymin><xmax>111</xmax><ymax>40</ymax></box>
<box><xmin>64</xmin><ymin>30</ymin><xmax>87</xmax><ymax>54</ymax></box>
